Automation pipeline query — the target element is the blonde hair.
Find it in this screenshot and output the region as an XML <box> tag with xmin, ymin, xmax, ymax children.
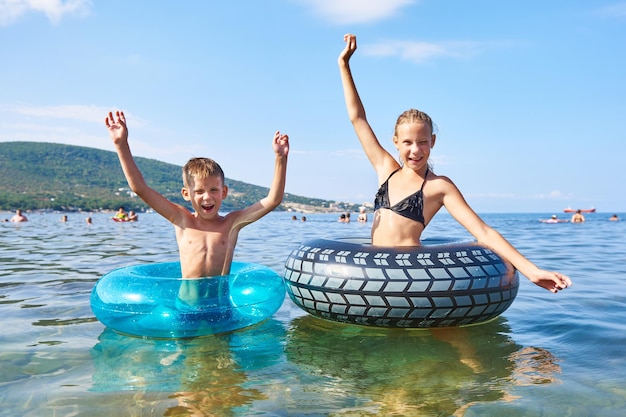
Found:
<box><xmin>182</xmin><ymin>157</ymin><xmax>225</xmax><ymax>188</ymax></box>
<box><xmin>394</xmin><ymin>108</ymin><xmax>436</xmax><ymax>137</ymax></box>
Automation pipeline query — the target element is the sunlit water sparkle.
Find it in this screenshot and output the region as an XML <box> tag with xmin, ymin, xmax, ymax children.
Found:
<box><xmin>1</xmin><ymin>211</ymin><xmax>625</xmax><ymax>416</ymax></box>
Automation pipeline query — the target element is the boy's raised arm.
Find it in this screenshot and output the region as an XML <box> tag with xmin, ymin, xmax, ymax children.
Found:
<box><xmin>263</xmin><ymin>131</ymin><xmax>289</xmax><ymax>208</ymax></box>
<box><xmin>105</xmin><ymin>111</ymin><xmax>186</xmax><ymax>224</ymax></box>
<box><xmin>233</xmin><ymin>131</ymin><xmax>289</xmax><ymax>227</ymax></box>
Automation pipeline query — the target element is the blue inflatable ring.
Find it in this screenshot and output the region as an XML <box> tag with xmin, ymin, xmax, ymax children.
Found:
<box><xmin>284</xmin><ymin>238</ymin><xmax>519</xmax><ymax>328</ymax></box>
<box><xmin>91</xmin><ymin>262</ymin><xmax>285</xmax><ymax>338</ymax></box>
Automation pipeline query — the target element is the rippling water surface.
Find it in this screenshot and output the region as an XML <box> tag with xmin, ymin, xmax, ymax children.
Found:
<box><xmin>1</xmin><ymin>211</ymin><xmax>625</xmax><ymax>416</ymax></box>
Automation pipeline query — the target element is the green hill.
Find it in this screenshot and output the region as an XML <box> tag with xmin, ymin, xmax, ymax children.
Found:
<box><xmin>0</xmin><ymin>142</ymin><xmax>345</xmax><ymax>212</ymax></box>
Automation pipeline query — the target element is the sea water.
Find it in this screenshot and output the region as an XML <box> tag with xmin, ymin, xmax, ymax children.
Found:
<box><xmin>0</xmin><ymin>211</ymin><xmax>625</xmax><ymax>416</ymax></box>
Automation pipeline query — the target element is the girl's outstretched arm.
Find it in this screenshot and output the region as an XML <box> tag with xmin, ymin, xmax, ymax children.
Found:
<box><xmin>338</xmin><ymin>34</ymin><xmax>397</xmax><ymax>180</ymax></box>
<box><xmin>441</xmin><ymin>179</ymin><xmax>572</xmax><ymax>293</ymax></box>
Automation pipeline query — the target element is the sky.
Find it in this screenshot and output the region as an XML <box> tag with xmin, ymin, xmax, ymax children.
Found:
<box><xmin>1</xmin><ymin>0</ymin><xmax>625</xmax><ymax>213</ymax></box>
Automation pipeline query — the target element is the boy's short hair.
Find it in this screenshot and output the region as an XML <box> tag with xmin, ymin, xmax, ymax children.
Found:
<box><xmin>183</xmin><ymin>158</ymin><xmax>225</xmax><ymax>187</ymax></box>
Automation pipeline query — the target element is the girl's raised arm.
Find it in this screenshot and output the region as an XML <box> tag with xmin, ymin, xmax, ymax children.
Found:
<box><xmin>338</xmin><ymin>34</ymin><xmax>397</xmax><ymax>180</ymax></box>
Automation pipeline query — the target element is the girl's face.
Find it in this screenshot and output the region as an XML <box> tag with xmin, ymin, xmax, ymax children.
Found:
<box><xmin>393</xmin><ymin>122</ymin><xmax>436</xmax><ymax>171</ymax></box>
<box><xmin>182</xmin><ymin>175</ymin><xmax>228</xmax><ymax>220</ymax></box>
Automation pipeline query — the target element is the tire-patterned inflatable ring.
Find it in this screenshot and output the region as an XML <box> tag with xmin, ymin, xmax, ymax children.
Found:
<box><xmin>283</xmin><ymin>238</ymin><xmax>519</xmax><ymax>328</ymax></box>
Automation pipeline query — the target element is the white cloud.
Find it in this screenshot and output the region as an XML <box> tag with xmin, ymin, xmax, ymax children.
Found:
<box><xmin>13</xmin><ymin>104</ymin><xmax>111</xmax><ymax>123</ymax></box>
<box><xmin>5</xmin><ymin>104</ymin><xmax>147</xmax><ymax>127</ymax></box>
<box><xmin>0</xmin><ymin>116</ymin><xmax>111</xmax><ymax>151</ymax></box>
<box><xmin>297</xmin><ymin>0</ymin><xmax>416</xmax><ymax>24</ymax></box>
<box><xmin>0</xmin><ymin>103</ymin><xmax>189</xmax><ymax>165</ymax></box>
<box><xmin>363</xmin><ymin>39</ymin><xmax>488</xmax><ymax>65</ymax></box>
<box><xmin>463</xmin><ymin>190</ymin><xmax>574</xmax><ymax>201</ymax></box>
<box><xmin>595</xmin><ymin>2</ymin><xmax>626</xmax><ymax>19</ymax></box>
<box><xmin>531</xmin><ymin>190</ymin><xmax>574</xmax><ymax>200</ymax></box>
<box><xmin>466</xmin><ymin>192</ymin><xmax>517</xmax><ymax>200</ymax></box>
<box><xmin>0</xmin><ymin>0</ymin><xmax>92</xmax><ymax>26</ymax></box>
<box><xmin>285</xmin><ymin>147</ymin><xmax>364</xmax><ymax>157</ymax></box>
<box><xmin>329</xmin><ymin>148</ymin><xmax>367</xmax><ymax>159</ymax></box>
<box><xmin>430</xmin><ymin>154</ymin><xmax>451</xmax><ymax>167</ymax></box>
<box><xmin>0</xmin><ymin>103</ymin><xmax>149</xmax><ymax>155</ymax></box>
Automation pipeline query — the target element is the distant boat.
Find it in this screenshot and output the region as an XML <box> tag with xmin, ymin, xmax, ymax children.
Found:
<box><xmin>563</xmin><ymin>207</ymin><xmax>596</xmax><ymax>213</ymax></box>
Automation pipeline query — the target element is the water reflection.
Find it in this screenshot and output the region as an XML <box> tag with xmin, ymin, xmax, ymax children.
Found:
<box><xmin>2</xmin><ymin>212</ymin><xmax>621</xmax><ymax>416</ymax></box>
<box><xmin>90</xmin><ymin>318</ymin><xmax>287</xmax><ymax>416</ymax></box>
<box><xmin>285</xmin><ymin>316</ymin><xmax>561</xmax><ymax>416</ymax></box>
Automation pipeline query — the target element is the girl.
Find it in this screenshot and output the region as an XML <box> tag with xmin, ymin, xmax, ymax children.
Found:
<box><xmin>338</xmin><ymin>34</ymin><xmax>571</xmax><ymax>294</ymax></box>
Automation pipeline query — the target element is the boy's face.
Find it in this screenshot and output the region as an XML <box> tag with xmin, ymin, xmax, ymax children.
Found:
<box><xmin>181</xmin><ymin>175</ymin><xmax>228</xmax><ymax>220</ymax></box>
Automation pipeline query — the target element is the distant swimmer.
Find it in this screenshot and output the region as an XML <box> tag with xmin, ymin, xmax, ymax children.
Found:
<box><xmin>113</xmin><ymin>207</ymin><xmax>128</xmax><ymax>221</ymax></box>
<box><xmin>609</xmin><ymin>214</ymin><xmax>619</xmax><ymax>221</ymax></box>
<box><xmin>571</xmin><ymin>209</ymin><xmax>585</xmax><ymax>223</ymax></box>
<box><xmin>127</xmin><ymin>210</ymin><xmax>139</xmax><ymax>221</ymax></box>
<box><xmin>540</xmin><ymin>215</ymin><xmax>569</xmax><ymax>224</ymax></box>
<box><xmin>357</xmin><ymin>206</ymin><xmax>367</xmax><ymax>223</ymax></box>
<box><xmin>10</xmin><ymin>209</ymin><xmax>28</xmax><ymax>222</ymax></box>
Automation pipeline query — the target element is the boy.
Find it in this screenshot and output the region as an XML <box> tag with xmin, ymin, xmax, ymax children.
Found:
<box><xmin>105</xmin><ymin>110</ymin><xmax>289</xmax><ymax>280</ymax></box>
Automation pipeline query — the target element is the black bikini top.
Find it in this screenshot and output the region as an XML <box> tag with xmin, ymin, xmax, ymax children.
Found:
<box><xmin>374</xmin><ymin>168</ymin><xmax>429</xmax><ymax>226</ymax></box>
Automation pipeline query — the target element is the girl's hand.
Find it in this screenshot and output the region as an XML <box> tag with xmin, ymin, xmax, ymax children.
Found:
<box><xmin>339</xmin><ymin>33</ymin><xmax>357</xmax><ymax>64</ymax></box>
<box><xmin>529</xmin><ymin>270</ymin><xmax>572</xmax><ymax>293</ymax></box>
<box><xmin>273</xmin><ymin>131</ymin><xmax>289</xmax><ymax>158</ymax></box>
<box><xmin>105</xmin><ymin>111</ymin><xmax>128</xmax><ymax>145</ymax></box>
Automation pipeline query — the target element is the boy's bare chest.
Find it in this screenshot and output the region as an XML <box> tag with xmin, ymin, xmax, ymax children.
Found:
<box><xmin>177</xmin><ymin>228</ymin><xmax>230</xmax><ymax>252</ymax></box>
